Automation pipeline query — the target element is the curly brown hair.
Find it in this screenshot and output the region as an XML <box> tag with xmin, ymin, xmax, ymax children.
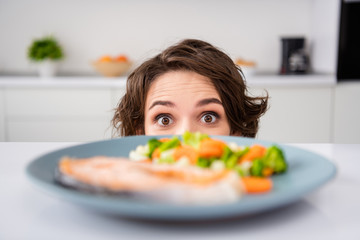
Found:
<box><xmin>112</xmin><ymin>39</ymin><xmax>268</xmax><ymax>137</ymax></box>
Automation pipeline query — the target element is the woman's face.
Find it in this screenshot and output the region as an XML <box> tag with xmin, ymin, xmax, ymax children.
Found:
<box><xmin>144</xmin><ymin>70</ymin><xmax>232</xmax><ymax>136</ymax></box>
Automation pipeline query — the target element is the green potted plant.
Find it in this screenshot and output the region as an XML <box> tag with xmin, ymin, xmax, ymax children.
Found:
<box><xmin>28</xmin><ymin>36</ymin><xmax>64</xmax><ymax>78</ymax></box>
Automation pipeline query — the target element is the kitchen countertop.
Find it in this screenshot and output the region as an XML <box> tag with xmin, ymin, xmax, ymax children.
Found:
<box><xmin>0</xmin><ymin>142</ymin><xmax>359</xmax><ymax>240</ymax></box>
<box><xmin>0</xmin><ymin>74</ymin><xmax>336</xmax><ymax>88</ymax></box>
<box><xmin>0</xmin><ymin>76</ymin><xmax>127</xmax><ymax>89</ymax></box>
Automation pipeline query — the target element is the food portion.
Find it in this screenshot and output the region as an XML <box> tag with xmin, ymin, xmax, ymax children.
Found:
<box><xmin>234</xmin><ymin>58</ymin><xmax>256</xmax><ymax>67</ymax></box>
<box><xmin>234</xmin><ymin>58</ymin><xmax>257</xmax><ymax>78</ymax></box>
<box><xmin>97</xmin><ymin>54</ymin><xmax>129</xmax><ymax>63</ymax></box>
<box><xmin>57</xmin><ymin>156</ymin><xmax>242</xmax><ymax>204</ymax></box>
<box><xmin>130</xmin><ymin>132</ymin><xmax>287</xmax><ymax>176</ymax></box>
<box><xmin>56</xmin><ymin>132</ymin><xmax>288</xmax><ymax>205</ymax></box>
<box><xmin>92</xmin><ymin>54</ymin><xmax>131</xmax><ymax>77</ymax></box>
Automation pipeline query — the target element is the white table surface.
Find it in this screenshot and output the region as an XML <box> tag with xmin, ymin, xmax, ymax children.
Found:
<box><xmin>0</xmin><ymin>142</ymin><xmax>359</xmax><ymax>240</ymax></box>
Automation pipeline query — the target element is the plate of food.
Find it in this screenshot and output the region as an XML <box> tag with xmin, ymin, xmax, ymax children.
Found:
<box><xmin>26</xmin><ymin>132</ymin><xmax>336</xmax><ymax>221</ymax></box>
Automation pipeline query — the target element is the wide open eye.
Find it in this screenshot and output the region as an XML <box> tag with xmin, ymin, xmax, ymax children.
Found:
<box><xmin>156</xmin><ymin>115</ymin><xmax>173</xmax><ymax>126</ymax></box>
<box><xmin>201</xmin><ymin>113</ymin><xmax>217</xmax><ymax>124</ymax></box>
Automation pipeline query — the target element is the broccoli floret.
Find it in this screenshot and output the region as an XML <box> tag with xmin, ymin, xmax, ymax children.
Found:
<box><xmin>182</xmin><ymin>131</ymin><xmax>209</xmax><ymax>148</ymax></box>
<box><xmin>262</xmin><ymin>145</ymin><xmax>287</xmax><ymax>174</ymax></box>
<box><xmin>147</xmin><ymin>138</ymin><xmax>162</xmax><ymax>158</ymax></box>
<box><xmin>159</xmin><ymin>137</ymin><xmax>181</xmax><ymax>152</ymax></box>
<box><xmin>235</xmin><ymin>146</ymin><xmax>250</xmax><ymax>158</ymax></box>
<box><xmin>250</xmin><ymin>159</ymin><xmax>265</xmax><ymax>176</ymax></box>
<box><xmin>234</xmin><ymin>164</ymin><xmax>251</xmax><ymax>177</ymax></box>
<box><xmin>147</xmin><ymin>137</ymin><xmax>180</xmax><ymax>159</ymax></box>
<box><xmin>221</xmin><ymin>146</ymin><xmax>233</xmax><ymax>161</ymax></box>
<box><xmin>196</xmin><ymin>157</ymin><xmax>212</xmax><ymax>168</ymax></box>
<box><xmin>220</xmin><ymin>146</ymin><xmax>235</xmax><ymax>168</ymax></box>
<box><xmin>225</xmin><ymin>155</ymin><xmax>238</xmax><ymax>169</ymax></box>
<box><xmin>220</xmin><ymin>146</ymin><xmax>250</xmax><ymax>169</ymax></box>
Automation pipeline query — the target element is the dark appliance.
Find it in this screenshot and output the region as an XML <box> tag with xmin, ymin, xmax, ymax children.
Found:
<box><xmin>280</xmin><ymin>37</ymin><xmax>309</xmax><ymax>75</ymax></box>
<box><xmin>337</xmin><ymin>0</ymin><xmax>360</xmax><ymax>81</ymax></box>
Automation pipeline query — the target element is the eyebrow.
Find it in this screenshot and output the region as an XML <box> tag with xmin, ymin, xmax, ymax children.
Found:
<box><xmin>195</xmin><ymin>98</ymin><xmax>223</xmax><ymax>107</ymax></box>
<box><xmin>148</xmin><ymin>100</ymin><xmax>175</xmax><ymax>110</ymax></box>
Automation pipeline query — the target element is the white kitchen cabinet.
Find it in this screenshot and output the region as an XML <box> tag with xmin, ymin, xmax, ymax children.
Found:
<box><xmin>0</xmin><ymin>90</ymin><xmax>5</xmax><ymax>141</ymax></box>
<box><xmin>5</xmin><ymin>88</ymin><xmax>117</xmax><ymax>142</ymax></box>
<box><xmin>111</xmin><ymin>88</ymin><xmax>126</xmax><ymax>110</ymax></box>
<box><xmin>2</xmin><ymin>76</ymin><xmax>360</xmax><ymax>143</ymax></box>
<box><xmin>333</xmin><ymin>82</ymin><xmax>360</xmax><ymax>143</ymax></box>
<box><xmin>249</xmin><ymin>86</ymin><xmax>333</xmax><ymax>143</ymax></box>
<box><xmin>7</xmin><ymin>118</ymin><xmax>112</xmax><ymax>142</ymax></box>
<box><xmin>5</xmin><ymin>88</ymin><xmax>112</xmax><ymax>117</ymax></box>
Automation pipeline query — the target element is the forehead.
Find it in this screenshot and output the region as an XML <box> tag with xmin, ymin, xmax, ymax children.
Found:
<box><xmin>147</xmin><ymin>71</ymin><xmax>219</xmax><ymax>100</ymax></box>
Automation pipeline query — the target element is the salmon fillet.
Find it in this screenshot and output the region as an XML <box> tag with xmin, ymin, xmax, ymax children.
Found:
<box><xmin>57</xmin><ymin>156</ymin><xmax>243</xmax><ymax>204</ymax></box>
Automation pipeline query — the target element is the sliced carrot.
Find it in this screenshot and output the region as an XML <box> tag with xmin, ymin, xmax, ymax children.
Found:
<box><xmin>152</xmin><ymin>148</ymin><xmax>161</xmax><ymax>159</ymax></box>
<box><xmin>159</xmin><ymin>138</ymin><xmax>171</xmax><ymax>142</ymax></box>
<box><xmin>241</xmin><ymin>177</ymin><xmax>273</xmax><ymax>194</ymax></box>
<box><xmin>173</xmin><ymin>145</ymin><xmax>198</xmax><ymax>164</ymax></box>
<box><xmin>198</xmin><ymin>138</ymin><xmax>226</xmax><ymax>158</ymax></box>
<box><xmin>262</xmin><ymin>167</ymin><xmax>274</xmax><ymax>177</ymax></box>
<box><xmin>238</xmin><ymin>144</ymin><xmax>267</xmax><ymax>164</ymax></box>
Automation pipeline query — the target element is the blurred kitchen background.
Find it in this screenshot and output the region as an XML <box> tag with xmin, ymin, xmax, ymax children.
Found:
<box><xmin>0</xmin><ymin>0</ymin><xmax>359</xmax><ymax>143</ymax></box>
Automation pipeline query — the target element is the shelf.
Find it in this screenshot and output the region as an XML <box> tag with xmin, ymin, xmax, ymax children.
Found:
<box><xmin>0</xmin><ymin>76</ymin><xmax>127</xmax><ymax>89</ymax></box>
<box><xmin>0</xmin><ymin>74</ymin><xmax>336</xmax><ymax>89</ymax></box>
<box><xmin>246</xmin><ymin>74</ymin><xmax>336</xmax><ymax>87</ymax></box>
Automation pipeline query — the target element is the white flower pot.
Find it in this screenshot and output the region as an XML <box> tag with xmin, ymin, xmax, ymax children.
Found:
<box><xmin>38</xmin><ymin>60</ymin><xmax>58</xmax><ymax>78</ymax></box>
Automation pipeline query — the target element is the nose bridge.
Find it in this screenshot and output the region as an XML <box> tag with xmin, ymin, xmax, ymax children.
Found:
<box><xmin>175</xmin><ymin>118</ymin><xmax>197</xmax><ymax>135</ymax></box>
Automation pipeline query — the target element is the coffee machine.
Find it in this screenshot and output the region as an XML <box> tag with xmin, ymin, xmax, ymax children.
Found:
<box><xmin>280</xmin><ymin>37</ymin><xmax>309</xmax><ymax>74</ymax></box>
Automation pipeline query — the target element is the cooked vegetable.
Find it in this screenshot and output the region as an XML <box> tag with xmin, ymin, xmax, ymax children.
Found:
<box><xmin>241</xmin><ymin>177</ymin><xmax>273</xmax><ymax>193</ymax></box>
<box><xmin>198</xmin><ymin>138</ymin><xmax>226</xmax><ymax>158</ymax></box>
<box><xmin>173</xmin><ymin>145</ymin><xmax>198</xmax><ymax>164</ymax></box>
<box><xmin>250</xmin><ymin>159</ymin><xmax>265</xmax><ymax>177</ymax></box>
<box><xmin>239</xmin><ymin>144</ymin><xmax>267</xmax><ymax>164</ymax></box>
<box><xmin>262</xmin><ymin>145</ymin><xmax>287</xmax><ymax>174</ymax></box>
<box><xmin>159</xmin><ymin>137</ymin><xmax>181</xmax><ymax>152</ymax></box>
<box><xmin>157</xmin><ymin>149</ymin><xmax>176</xmax><ymax>164</ymax></box>
<box><xmin>221</xmin><ymin>146</ymin><xmax>249</xmax><ymax>169</ymax></box>
<box><xmin>183</xmin><ymin>131</ymin><xmax>209</xmax><ymax>148</ymax></box>
<box><xmin>196</xmin><ymin>157</ymin><xmax>213</xmax><ymax>168</ymax></box>
<box><xmin>128</xmin><ymin>131</ymin><xmax>288</xmax><ymax>194</ymax></box>
<box><xmin>151</xmin><ymin>147</ymin><xmax>161</xmax><ymax>159</ymax></box>
<box><xmin>147</xmin><ymin>139</ymin><xmax>162</xmax><ymax>158</ymax></box>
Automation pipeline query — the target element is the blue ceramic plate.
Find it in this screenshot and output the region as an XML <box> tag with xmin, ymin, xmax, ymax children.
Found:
<box><xmin>26</xmin><ymin>135</ymin><xmax>336</xmax><ymax>221</ymax></box>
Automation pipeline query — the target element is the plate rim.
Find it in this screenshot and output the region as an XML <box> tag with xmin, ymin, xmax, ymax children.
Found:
<box><xmin>25</xmin><ymin>135</ymin><xmax>337</xmax><ymax>220</ymax></box>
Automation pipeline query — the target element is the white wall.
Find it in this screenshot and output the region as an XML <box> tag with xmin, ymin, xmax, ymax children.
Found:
<box><xmin>0</xmin><ymin>0</ymin><xmax>339</xmax><ymax>75</ymax></box>
<box><xmin>0</xmin><ymin>89</ymin><xmax>5</xmax><ymax>141</ymax></box>
<box><xmin>310</xmin><ymin>0</ymin><xmax>340</xmax><ymax>73</ymax></box>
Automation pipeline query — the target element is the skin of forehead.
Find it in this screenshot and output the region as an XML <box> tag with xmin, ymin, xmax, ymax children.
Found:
<box><xmin>146</xmin><ymin>71</ymin><xmax>221</xmax><ymax>109</ymax></box>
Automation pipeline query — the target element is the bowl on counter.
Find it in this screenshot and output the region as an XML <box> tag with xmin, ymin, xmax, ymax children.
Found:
<box><xmin>92</xmin><ymin>55</ymin><xmax>132</xmax><ymax>77</ymax></box>
<box><xmin>235</xmin><ymin>58</ymin><xmax>257</xmax><ymax>79</ymax></box>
